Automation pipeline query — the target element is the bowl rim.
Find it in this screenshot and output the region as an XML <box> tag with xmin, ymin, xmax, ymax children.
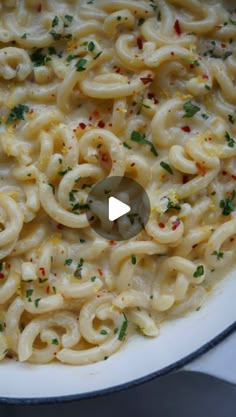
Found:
<box><xmin>0</xmin><ymin>319</ymin><xmax>235</xmax><ymax>405</ymax></box>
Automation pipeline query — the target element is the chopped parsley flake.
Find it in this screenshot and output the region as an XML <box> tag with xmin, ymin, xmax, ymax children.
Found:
<box><xmin>138</xmin><ymin>18</ymin><xmax>145</xmax><ymax>26</ymax></box>
<box><xmin>100</xmin><ymin>329</ymin><xmax>108</xmax><ymax>335</ymax></box>
<box><xmin>118</xmin><ymin>313</ymin><xmax>128</xmax><ymax>341</ymax></box>
<box><xmin>225</xmin><ymin>131</ymin><xmax>235</xmax><ymax>148</ymax></box>
<box><xmin>52</xmin><ymin>16</ymin><xmax>59</xmax><ymax>27</ymax></box>
<box><xmin>193</xmin><ymin>265</ymin><xmax>204</xmax><ymax>278</ymax></box>
<box><xmin>220</xmin><ymin>191</ymin><xmax>235</xmax><ymax>215</ymax></box>
<box><xmin>88</xmin><ymin>41</ymin><xmax>95</xmax><ymax>52</ymax></box>
<box><xmin>160</xmin><ymin>161</ymin><xmax>174</xmax><ymax>175</ymax></box>
<box><xmin>131</xmin><ymin>254</ymin><xmax>136</xmax><ymax>265</ymax></box>
<box><xmin>75</xmin><ymin>58</ymin><xmax>87</xmax><ymax>71</ymax></box>
<box><xmin>49</xmin><ymin>29</ymin><xmax>62</xmax><ymax>41</ymax></box>
<box><xmin>66</xmin><ymin>54</ymin><xmax>78</xmax><ymax>62</ymax></box>
<box><xmin>72</xmin><ymin>202</ymin><xmax>89</xmax><ymax>211</ymax></box>
<box><xmin>34</xmin><ymin>298</ymin><xmax>41</xmax><ymax>308</ymax></box>
<box><xmin>213</xmin><ymin>250</ymin><xmax>224</xmax><ymax>260</ymax></box>
<box><xmin>58</xmin><ymin>167</ymin><xmax>72</xmax><ymax>176</ymax></box>
<box><xmin>90</xmin><ymin>276</ymin><xmax>96</xmax><ymax>282</ymax></box>
<box><xmin>131</xmin><ymin>131</ymin><xmax>158</xmax><ymax>156</ymax></box>
<box><xmin>26</xmin><ymin>289</ymin><xmax>33</xmax><ymax>298</ymax></box>
<box><xmin>65</xmin><ymin>15</ymin><xmax>73</xmax><ymax>22</ymax></box>
<box><xmin>0</xmin><ymin>323</ymin><xmax>3</xmax><ymax>332</ymax></box>
<box><xmin>201</xmin><ymin>113</ymin><xmax>209</xmax><ymax>120</ymax></box>
<box><xmin>183</xmin><ymin>101</ymin><xmax>200</xmax><ymax>118</ymax></box>
<box><xmin>123</xmin><ymin>141</ymin><xmax>132</xmax><ymax>149</ymax></box>
<box><xmin>228</xmin><ymin>115</ymin><xmax>235</xmax><ymax>124</ymax></box>
<box><xmin>52</xmin><ymin>338</ymin><xmax>59</xmax><ymax>345</ymax></box>
<box><xmin>74</xmin><ymin>258</ymin><xmax>84</xmax><ymax>278</ymax></box>
<box><xmin>30</xmin><ymin>49</ymin><xmax>51</xmax><ymax>66</ymax></box>
<box><xmin>64</xmin><ymin>258</ymin><xmax>73</xmax><ymax>266</ymax></box>
<box><xmin>7</xmin><ymin>104</ymin><xmax>29</xmax><ymax>124</ymax></box>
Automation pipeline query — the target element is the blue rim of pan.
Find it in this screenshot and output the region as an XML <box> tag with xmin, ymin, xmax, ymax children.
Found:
<box><xmin>0</xmin><ymin>320</ymin><xmax>235</xmax><ymax>405</ymax></box>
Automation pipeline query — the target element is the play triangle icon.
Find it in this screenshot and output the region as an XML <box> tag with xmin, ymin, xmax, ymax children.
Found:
<box><xmin>108</xmin><ymin>196</ymin><xmax>131</xmax><ymax>222</ymax></box>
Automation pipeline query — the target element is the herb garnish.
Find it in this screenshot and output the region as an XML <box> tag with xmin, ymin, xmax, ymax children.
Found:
<box><xmin>160</xmin><ymin>161</ymin><xmax>174</xmax><ymax>175</ymax></box>
<box><xmin>7</xmin><ymin>104</ymin><xmax>29</xmax><ymax>124</ymax></box>
<box><xmin>131</xmin><ymin>254</ymin><xmax>136</xmax><ymax>265</ymax></box>
<box><xmin>219</xmin><ymin>191</ymin><xmax>235</xmax><ymax>215</ymax></box>
<box><xmin>131</xmin><ymin>131</ymin><xmax>158</xmax><ymax>156</ymax></box>
<box><xmin>183</xmin><ymin>101</ymin><xmax>200</xmax><ymax>118</ymax></box>
<box><xmin>225</xmin><ymin>131</ymin><xmax>235</xmax><ymax>148</ymax></box>
<box><xmin>64</xmin><ymin>259</ymin><xmax>73</xmax><ymax>266</ymax></box>
<box><xmin>34</xmin><ymin>298</ymin><xmax>41</xmax><ymax>308</ymax></box>
<box><xmin>193</xmin><ymin>265</ymin><xmax>204</xmax><ymax>278</ymax></box>
<box><xmin>75</xmin><ymin>58</ymin><xmax>87</xmax><ymax>71</ymax></box>
<box><xmin>213</xmin><ymin>250</ymin><xmax>224</xmax><ymax>260</ymax></box>
<box><xmin>30</xmin><ymin>49</ymin><xmax>51</xmax><ymax>66</ymax></box>
<box><xmin>118</xmin><ymin>313</ymin><xmax>128</xmax><ymax>341</ymax></box>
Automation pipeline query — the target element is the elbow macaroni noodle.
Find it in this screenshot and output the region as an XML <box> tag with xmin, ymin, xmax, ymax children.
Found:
<box><xmin>0</xmin><ymin>0</ymin><xmax>235</xmax><ymax>365</ymax></box>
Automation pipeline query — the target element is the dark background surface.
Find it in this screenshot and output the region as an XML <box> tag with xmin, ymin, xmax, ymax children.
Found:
<box><xmin>1</xmin><ymin>371</ymin><xmax>236</xmax><ymax>417</ymax></box>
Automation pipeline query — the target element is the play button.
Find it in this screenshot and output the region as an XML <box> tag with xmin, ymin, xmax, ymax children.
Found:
<box><xmin>86</xmin><ymin>176</ymin><xmax>150</xmax><ymax>241</ymax></box>
<box><xmin>108</xmin><ymin>197</ymin><xmax>130</xmax><ymax>221</ymax></box>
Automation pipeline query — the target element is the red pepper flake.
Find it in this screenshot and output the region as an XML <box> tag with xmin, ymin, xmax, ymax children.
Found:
<box><xmin>109</xmin><ymin>240</ymin><xmax>117</xmax><ymax>246</ymax></box>
<box><xmin>147</xmin><ymin>92</ymin><xmax>159</xmax><ymax>104</ymax></box>
<box><xmin>108</xmin><ymin>123</ymin><xmax>113</xmax><ymax>127</ymax></box>
<box><xmin>93</xmin><ymin>110</ymin><xmax>100</xmax><ymax>119</ymax></box>
<box><xmin>37</xmin><ymin>3</ymin><xmax>42</xmax><ymax>12</ymax></box>
<box><xmin>101</xmin><ymin>152</ymin><xmax>108</xmax><ymax>162</ymax></box>
<box><xmin>232</xmin><ymin>175</ymin><xmax>236</xmax><ymax>180</ymax></box>
<box><xmin>56</xmin><ymin>224</ymin><xmax>63</xmax><ymax>230</ymax></box>
<box><xmin>192</xmin><ymin>243</ymin><xmax>198</xmax><ymax>248</ymax></box>
<box><xmin>98</xmin><ymin>120</ymin><xmax>105</xmax><ymax>128</ymax></box>
<box><xmin>230</xmin><ymin>237</ymin><xmax>234</xmax><ymax>242</ymax></box>
<box><xmin>181</xmin><ymin>125</ymin><xmax>191</xmax><ymax>133</ymax></box>
<box><xmin>130</xmin><ymin>162</ymin><xmax>135</xmax><ymax>167</ymax></box>
<box><xmin>46</xmin><ymin>286</ymin><xmax>50</xmax><ymax>294</ymax></box>
<box><xmin>39</xmin><ymin>267</ymin><xmax>45</xmax><ymax>276</ymax></box>
<box><xmin>190</xmin><ymin>64</ymin><xmax>194</xmax><ymax>69</ymax></box>
<box><xmin>97</xmin><ymin>268</ymin><xmax>103</xmax><ymax>277</ymax></box>
<box><xmin>115</xmin><ymin>67</ymin><xmax>121</xmax><ymax>73</ymax></box>
<box><xmin>158</xmin><ymin>222</ymin><xmax>165</xmax><ymax>228</ymax></box>
<box><xmin>29</xmin><ymin>109</ymin><xmax>34</xmax><ymax>114</ymax></box>
<box><xmin>172</xmin><ymin>219</ymin><xmax>181</xmax><ymax>231</ymax></box>
<box><xmin>0</xmin><ymin>272</ymin><xmax>4</xmax><ymax>279</ymax></box>
<box><xmin>202</xmin><ymin>74</ymin><xmax>209</xmax><ymax>80</ymax></box>
<box><xmin>137</xmin><ymin>37</ymin><xmax>143</xmax><ymax>50</ymax></box>
<box><xmin>89</xmin><ymin>116</ymin><xmax>92</xmax><ymax>121</ymax></box>
<box><xmin>174</xmin><ymin>19</ymin><xmax>182</xmax><ymax>36</ymax></box>
<box><xmin>79</xmin><ymin>122</ymin><xmax>86</xmax><ymax>130</ymax></box>
<box><xmin>221</xmin><ymin>43</ymin><xmax>226</xmax><ymax>48</ymax></box>
<box><xmin>196</xmin><ymin>162</ymin><xmax>206</xmax><ymax>177</ymax></box>
<box><xmin>140</xmin><ymin>77</ymin><xmax>153</xmax><ymax>85</ymax></box>
<box><xmin>222</xmin><ymin>170</ymin><xmax>227</xmax><ymax>176</ymax></box>
<box><xmin>170</xmin><ymin>51</ymin><xmax>175</xmax><ymax>56</ymax></box>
